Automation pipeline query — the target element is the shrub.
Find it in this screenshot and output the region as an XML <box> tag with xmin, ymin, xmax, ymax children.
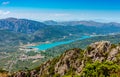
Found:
<box><xmin>81</xmin><ymin>61</ymin><xmax>120</xmax><ymax>77</ymax></box>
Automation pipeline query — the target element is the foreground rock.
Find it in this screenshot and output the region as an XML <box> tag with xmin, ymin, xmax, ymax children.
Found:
<box><xmin>3</xmin><ymin>41</ymin><xmax>120</xmax><ymax>77</ymax></box>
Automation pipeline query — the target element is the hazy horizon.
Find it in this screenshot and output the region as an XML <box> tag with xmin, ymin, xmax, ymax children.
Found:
<box><xmin>1</xmin><ymin>17</ymin><xmax>120</xmax><ymax>24</ymax></box>
<box><xmin>0</xmin><ymin>0</ymin><xmax>120</xmax><ymax>22</ymax></box>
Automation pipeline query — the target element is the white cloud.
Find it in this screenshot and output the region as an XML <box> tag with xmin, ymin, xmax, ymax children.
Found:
<box><xmin>0</xmin><ymin>10</ymin><xmax>10</xmax><ymax>15</ymax></box>
<box><xmin>2</xmin><ymin>1</ymin><xmax>10</xmax><ymax>5</ymax></box>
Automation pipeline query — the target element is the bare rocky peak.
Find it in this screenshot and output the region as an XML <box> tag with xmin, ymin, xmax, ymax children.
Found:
<box><xmin>85</xmin><ymin>41</ymin><xmax>120</xmax><ymax>62</ymax></box>
<box><xmin>54</xmin><ymin>41</ymin><xmax>120</xmax><ymax>76</ymax></box>
<box><xmin>55</xmin><ymin>49</ymin><xmax>83</xmax><ymax>75</ymax></box>
<box><xmin>85</xmin><ymin>41</ymin><xmax>111</xmax><ymax>62</ymax></box>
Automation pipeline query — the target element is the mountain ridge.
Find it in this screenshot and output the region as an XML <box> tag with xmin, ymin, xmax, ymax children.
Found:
<box><xmin>1</xmin><ymin>17</ymin><xmax>120</xmax><ymax>52</ymax></box>
<box><xmin>0</xmin><ymin>18</ymin><xmax>47</xmax><ymax>34</ymax></box>
<box><xmin>8</xmin><ymin>41</ymin><xmax>120</xmax><ymax>77</ymax></box>
<box><xmin>43</xmin><ymin>20</ymin><xmax>120</xmax><ymax>27</ymax></box>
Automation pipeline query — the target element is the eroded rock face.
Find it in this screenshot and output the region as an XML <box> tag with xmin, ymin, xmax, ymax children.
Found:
<box><xmin>107</xmin><ymin>46</ymin><xmax>120</xmax><ymax>61</ymax></box>
<box><xmin>85</xmin><ymin>41</ymin><xmax>111</xmax><ymax>62</ymax></box>
<box><xmin>85</xmin><ymin>41</ymin><xmax>120</xmax><ymax>62</ymax></box>
<box><xmin>53</xmin><ymin>41</ymin><xmax>120</xmax><ymax>76</ymax></box>
<box><xmin>54</xmin><ymin>49</ymin><xmax>83</xmax><ymax>75</ymax></box>
<box><xmin>13</xmin><ymin>72</ymin><xmax>26</xmax><ymax>77</ymax></box>
<box><xmin>11</xmin><ymin>41</ymin><xmax>120</xmax><ymax>77</ymax></box>
<box><xmin>0</xmin><ymin>72</ymin><xmax>8</xmax><ymax>77</ymax></box>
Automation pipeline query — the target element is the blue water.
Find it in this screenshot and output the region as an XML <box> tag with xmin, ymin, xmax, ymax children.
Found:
<box><xmin>31</xmin><ymin>36</ymin><xmax>92</xmax><ymax>51</ymax></box>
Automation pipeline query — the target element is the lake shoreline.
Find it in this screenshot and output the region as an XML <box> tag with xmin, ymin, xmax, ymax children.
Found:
<box><xmin>30</xmin><ymin>35</ymin><xmax>93</xmax><ymax>51</ymax></box>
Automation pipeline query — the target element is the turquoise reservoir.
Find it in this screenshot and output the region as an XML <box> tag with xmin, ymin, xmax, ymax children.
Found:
<box><xmin>31</xmin><ymin>36</ymin><xmax>91</xmax><ymax>51</ymax></box>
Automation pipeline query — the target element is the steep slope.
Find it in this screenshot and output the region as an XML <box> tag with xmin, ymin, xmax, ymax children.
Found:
<box><xmin>0</xmin><ymin>18</ymin><xmax>47</xmax><ymax>33</ymax></box>
<box><xmin>0</xmin><ymin>18</ymin><xmax>68</xmax><ymax>52</ymax></box>
<box><xmin>0</xmin><ymin>30</ymin><xmax>32</xmax><ymax>52</ymax></box>
<box><xmin>12</xmin><ymin>41</ymin><xmax>120</xmax><ymax>77</ymax></box>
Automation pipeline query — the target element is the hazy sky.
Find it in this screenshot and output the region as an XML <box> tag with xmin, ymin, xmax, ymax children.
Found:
<box><xmin>0</xmin><ymin>0</ymin><xmax>120</xmax><ymax>22</ymax></box>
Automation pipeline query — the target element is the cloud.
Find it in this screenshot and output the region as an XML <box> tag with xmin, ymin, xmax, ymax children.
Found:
<box><xmin>2</xmin><ymin>1</ymin><xmax>10</xmax><ymax>5</ymax></box>
<box><xmin>0</xmin><ymin>10</ymin><xmax>10</xmax><ymax>15</ymax></box>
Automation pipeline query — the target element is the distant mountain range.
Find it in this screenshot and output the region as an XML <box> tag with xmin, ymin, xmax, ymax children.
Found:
<box><xmin>1</xmin><ymin>18</ymin><xmax>120</xmax><ymax>34</ymax></box>
<box><xmin>1</xmin><ymin>18</ymin><xmax>120</xmax><ymax>52</ymax></box>
<box><xmin>43</xmin><ymin>20</ymin><xmax>120</xmax><ymax>26</ymax></box>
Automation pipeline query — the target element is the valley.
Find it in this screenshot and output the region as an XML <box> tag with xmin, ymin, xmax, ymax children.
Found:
<box><xmin>0</xmin><ymin>33</ymin><xmax>120</xmax><ymax>72</ymax></box>
<box><xmin>1</xmin><ymin>18</ymin><xmax>120</xmax><ymax>52</ymax></box>
<box><xmin>0</xmin><ymin>18</ymin><xmax>120</xmax><ymax>73</ymax></box>
<box><xmin>0</xmin><ymin>0</ymin><xmax>120</xmax><ymax>76</ymax></box>
<box><xmin>2</xmin><ymin>41</ymin><xmax>120</xmax><ymax>77</ymax></box>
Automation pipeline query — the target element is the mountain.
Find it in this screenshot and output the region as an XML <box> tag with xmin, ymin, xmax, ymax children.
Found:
<box><xmin>1</xmin><ymin>18</ymin><xmax>120</xmax><ymax>52</ymax></box>
<box><xmin>0</xmin><ymin>30</ymin><xmax>32</xmax><ymax>52</ymax></box>
<box><xmin>7</xmin><ymin>41</ymin><xmax>120</xmax><ymax>77</ymax></box>
<box><xmin>1</xmin><ymin>18</ymin><xmax>120</xmax><ymax>70</ymax></box>
<box><xmin>0</xmin><ymin>18</ymin><xmax>48</xmax><ymax>34</ymax></box>
<box><xmin>0</xmin><ymin>18</ymin><xmax>68</xmax><ymax>52</ymax></box>
<box><xmin>43</xmin><ymin>20</ymin><xmax>58</xmax><ymax>25</ymax></box>
<box><xmin>43</xmin><ymin>20</ymin><xmax>120</xmax><ymax>27</ymax></box>
<box><xmin>1</xmin><ymin>18</ymin><xmax>120</xmax><ymax>36</ymax></box>
<box><xmin>1</xmin><ymin>18</ymin><xmax>120</xmax><ymax>34</ymax></box>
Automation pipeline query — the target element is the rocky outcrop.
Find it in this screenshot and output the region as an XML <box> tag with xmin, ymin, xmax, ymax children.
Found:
<box><xmin>11</xmin><ymin>41</ymin><xmax>120</xmax><ymax>77</ymax></box>
<box><xmin>85</xmin><ymin>41</ymin><xmax>120</xmax><ymax>62</ymax></box>
<box><xmin>85</xmin><ymin>41</ymin><xmax>111</xmax><ymax>62</ymax></box>
<box><xmin>54</xmin><ymin>49</ymin><xmax>83</xmax><ymax>75</ymax></box>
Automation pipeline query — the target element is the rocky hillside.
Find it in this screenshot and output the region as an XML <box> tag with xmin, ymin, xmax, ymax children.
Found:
<box><xmin>0</xmin><ymin>18</ymin><xmax>47</xmax><ymax>33</ymax></box>
<box><xmin>8</xmin><ymin>41</ymin><xmax>120</xmax><ymax>77</ymax></box>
